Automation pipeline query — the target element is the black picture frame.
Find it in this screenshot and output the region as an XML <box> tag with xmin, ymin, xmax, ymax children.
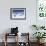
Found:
<box><xmin>10</xmin><ymin>8</ymin><xmax>26</xmax><ymax>20</ymax></box>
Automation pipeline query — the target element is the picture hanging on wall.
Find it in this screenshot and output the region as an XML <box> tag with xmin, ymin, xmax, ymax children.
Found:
<box><xmin>10</xmin><ymin>8</ymin><xmax>26</xmax><ymax>20</ymax></box>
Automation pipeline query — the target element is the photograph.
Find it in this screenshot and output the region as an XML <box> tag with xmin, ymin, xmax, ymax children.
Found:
<box><xmin>10</xmin><ymin>8</ymin><xmax>26</xmax><ymax>20</ymax></box>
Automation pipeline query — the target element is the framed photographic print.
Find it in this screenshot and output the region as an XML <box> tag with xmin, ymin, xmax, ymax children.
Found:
<box><xmin>10</xmin><ymin>8</ymin><xmax>26</xmax><ymax>20</ymax></box>
<box><xmin>36</xmin><ymin>0</ymin><xmax>46</xmax><ymax>26</ymax></box>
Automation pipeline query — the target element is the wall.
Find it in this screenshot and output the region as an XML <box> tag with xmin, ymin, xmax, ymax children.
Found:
<box><xmin>0</xmin><ymin>0</ymin><xmax>36</xmax><ymax>42</ymax></box>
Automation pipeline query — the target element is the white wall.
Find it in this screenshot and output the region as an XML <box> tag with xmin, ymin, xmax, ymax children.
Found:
<box><xmin>0</xmin><ymin>0</ymin><xmax>37</xmax><ymax>42</ymax></box>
